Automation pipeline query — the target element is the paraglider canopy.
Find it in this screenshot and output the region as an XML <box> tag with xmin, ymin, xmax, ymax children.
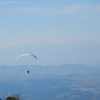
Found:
<box><xmin>16</xmin><ymin>54</ymin><xmax>37</xmax><ymax>61</ymax></box>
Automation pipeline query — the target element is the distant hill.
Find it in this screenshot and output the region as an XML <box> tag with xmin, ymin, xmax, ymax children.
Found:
<box><xmin>0</xmin><ymin>64</ymin><xmax>99</xmax><ymax>77</ymax></box>
<box><xmin>90</xmin><ymin>63</ymin><xmax>100</xmax><ymax>68</ymax></box>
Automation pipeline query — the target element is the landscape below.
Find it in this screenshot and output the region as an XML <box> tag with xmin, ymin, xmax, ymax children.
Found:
<box><xmin>0</xmin><ymin>64</ymin><xmax>100</xmax><ymax>100</ymax></box>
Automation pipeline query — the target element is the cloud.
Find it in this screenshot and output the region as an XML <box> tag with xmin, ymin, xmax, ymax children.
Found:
<box><xmin>0</xmin><ymin>34</ymin><xmax>100</xmax><ymax>48</ymax></box>
<box><xmin>0</xmin><ymin>2</ymin><xmax>21</xmax><ymax>4</ymax></box>
<box><xmin>94</xmin><ymin>5</ymin><xmax>100</xmax><ymax>13</ymax></box>
<box><xmin>1</xmin><ymin>4</ymin><xmax>100</xmax><ymax>18</ymax></box>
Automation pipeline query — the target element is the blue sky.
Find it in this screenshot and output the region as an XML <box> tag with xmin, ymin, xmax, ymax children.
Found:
<box><xmin>0</xmin><ymin>0</ymin><xmax>100</xmax><ymax>65</ymax></box>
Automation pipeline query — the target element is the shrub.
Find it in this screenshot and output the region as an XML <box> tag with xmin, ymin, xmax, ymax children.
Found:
<box><xmin>5</xmin><ymin>93</ymin><xmax>22</xmax><ymax>100</ymax></box>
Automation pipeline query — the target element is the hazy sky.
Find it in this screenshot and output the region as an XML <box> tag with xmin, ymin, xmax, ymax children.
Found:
<box><xmin>0</xmin><ymin>0</ymin><xmax>100</xmax><ymax>65</ymax></box>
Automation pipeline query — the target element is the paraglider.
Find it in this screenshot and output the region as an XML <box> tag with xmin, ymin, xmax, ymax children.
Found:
<box><xmin>16</xmin><ymin>54</ymin><xmax>37</xmax><ymax>74</ymax></box>
<box><xmin>16</xmin><ymin>54</ymin><xmax>37</xmax><ymax>61</ymax></box>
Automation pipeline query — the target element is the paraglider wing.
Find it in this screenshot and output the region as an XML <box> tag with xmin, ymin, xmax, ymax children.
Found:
<box><xmin>16</xmin><ymin>54</ymin><xmax>37</xmax><ymax>61</ymax></box>
<box><xmin>31</xmin><ymin>54</ymin><xmax>37</xmax><ymax>59</ymax></box>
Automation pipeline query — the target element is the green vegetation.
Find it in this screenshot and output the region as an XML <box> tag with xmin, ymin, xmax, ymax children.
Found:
<box><xmin>4</xmin><ymin>94</ymin><xmax>22</xmax><ymax>100</ymax></box>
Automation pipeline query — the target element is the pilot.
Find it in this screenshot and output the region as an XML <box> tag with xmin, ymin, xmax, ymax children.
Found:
<box><xmin>27</xmin><ymin>70</ymin><xmax>29</xmax><ymax>74</ymax></box>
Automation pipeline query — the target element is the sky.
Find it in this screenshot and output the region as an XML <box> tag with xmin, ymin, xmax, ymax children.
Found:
<box><xmin>0</xmin><ymin>0</ymin><xmax>100</xmax><ymax>65</ymax></box>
